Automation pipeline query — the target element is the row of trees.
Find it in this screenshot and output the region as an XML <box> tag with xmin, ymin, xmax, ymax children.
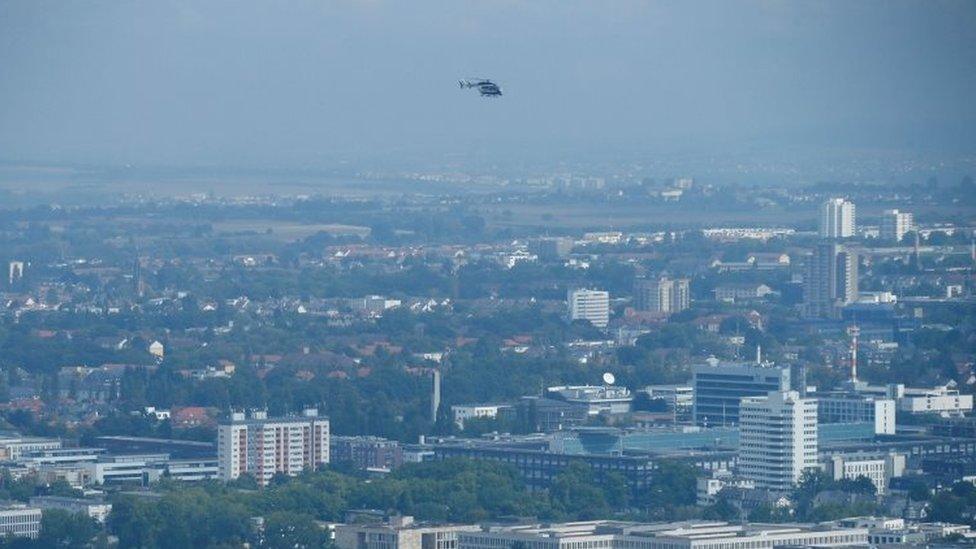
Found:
<box><xmin>101</xmin><ymin>458</ymin><xmax>697</xmax><ymax>548</ymax></box>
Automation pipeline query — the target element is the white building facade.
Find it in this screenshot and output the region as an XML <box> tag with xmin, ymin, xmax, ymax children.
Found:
<box><xmin>819</xmin><ymin>198</ymin><xmax>856</xmax><ymax>238</ymax></box>
<box><xmin>568</xmin><ymin>288</ymin><xmax>610</xmax><ymax>329</ymax></box>
<box><xmin>738</xmin><ymin>391</ymin><xmax>818</xmax><ymax>491</ymax></box>
<box><xmin>0</xmin><ymin>505</ymin><xmax>42</xmax><ymax>539</ymax></box>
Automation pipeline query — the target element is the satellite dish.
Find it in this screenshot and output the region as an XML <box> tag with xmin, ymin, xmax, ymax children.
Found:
<box><xmin>602</xmin><ymin>372</ymin><xmax>615</xmax><ymax>385</ymax></box>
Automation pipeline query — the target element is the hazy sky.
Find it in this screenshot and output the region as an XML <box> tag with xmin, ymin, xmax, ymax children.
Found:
<box><xmin>1</xmin><ymin>1</ymin><xmax>974</xmax><ymax>170</ymax></box>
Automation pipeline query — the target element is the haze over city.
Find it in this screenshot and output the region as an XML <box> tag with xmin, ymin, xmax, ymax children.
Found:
<box><xmin>1</xmin><ymin>1</ymin><xmax>975</xmax><ymax>176</ymax></box>
<box><xmin>0</xmin><ymin>2</ymin><xmax>975</xmax><ymax>548</ymax></box>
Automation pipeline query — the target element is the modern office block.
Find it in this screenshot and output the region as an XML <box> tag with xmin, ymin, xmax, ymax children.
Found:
<box><xmin>568</xmin><ymin>288</ymin><xmax>610</xmax><ymax>328</ymax></box>
<box><xmin>692</xmin><ymin>359</ymin><xmax>791</xmax><ymax>426</ymax></box>
<box><xmin>738</xmin><ymin>391</ymin><xmax>818</xmax><ymax>491</ymax></box>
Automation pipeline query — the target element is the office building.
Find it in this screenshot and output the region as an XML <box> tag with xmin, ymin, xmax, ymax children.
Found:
<box><xmin>518</xmin><ymin>396</ymin><xmax>589</xmax><ymax>432</ymax></box>
<box><xmin>804</xmin><ymin>242</ymin><xmax>858</xmax><ymax>318</ymax></box>
<box><xmin>692</xmin><ymin>359</ymin><xmax>791</xmax><ymax>426</ymax></box>
<box><xmin>568</xmin><ymin>288</ymin><xmax>610</xmax><ymax>329</ymax></box>
<box><xmin>217</xmin><ymin>408</ymin><xmax>329</xmax><ymax>486</ymax></box>
<box><xmin>335</xmin><ymin>515</ymin><xmax>480</xmax><ymax>549</ymax></box>
<box><xmin>331</xmin><ymin>436</ymin><xmax>403</xmax><ymax>472</ymax></box>
<box><xmin>844</xmin><ymin>381</ymin><xmax>973</xmax><ymax>417</ymax></box>
<box><xmin>880</xmin><ymin>209</ymin><xmax>913</xmax><ymax>242</ymax></box>
<box><xmin>433</xmin><ymin>444</ymin><xmax>656</xmax><ymax>490</ymax></box>
<box><xmin>30</xmin><ymin>496</ymin><xmax>112</xmax><ymax>523</ymax></box>
<box><xmin>891</xmin><ymin>383</ymin><xmax>973</xmax><ymax>415</ymax></box>
<box><xmin>0</xmin><ymin>436</ymin><xmax>62</xmax><ymax>461</ymax></box>
<box><xmin>823</xmin><ymin>452</ymin><xmax>905</xmax><ymax>495</ymax></box>
<box><xmin>546</xmin><ymin>385</ymin><xmax>633</xmax><ymax>417</ymax></box>
<box><xmin>634</xmin><ymin>277</ymin><xmax>689</xmax><ymax>313</ymax></box>
<box><xmin>78</xmin><ymin>453</ymin><xmax>218</xmax><ymax>485</ymax></box>
<box><xmin>0</xmin><ymin>504</ymin><xmax>41</xmax><ymax>539</ymax></box>
<box><xmin>819</xmin><ymin>197</ymin><xmax>856</xmax><ymax>238</ymax></box>
<box><xmin>818</xmin><ymin>393</ymin><xmax>896</xmax><ymax>435</ymax></box>
<box><xmin>451</xmin><ymin>404</ymin><xmax>513</xmax><ymax>429</ymax></box>
<box><xmin>641</xmin><ymin>385</ymin><xmax>693</xmax><ymax>421</ymax></box>
<box><xmin>459</xmin><ymin>520</ymin><xmax>868</xmax><ymax>549</ymax></box>
<box><xmin>738</xmin><ymin>391</ymin><xmax>818</xmax><ymax>491</ymax></box>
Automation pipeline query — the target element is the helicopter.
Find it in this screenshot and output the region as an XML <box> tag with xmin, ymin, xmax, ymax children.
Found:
<box><xmin>458</xmin><ymin>78</ymin><xmax>502</xmax><ymax>97</ymax></box>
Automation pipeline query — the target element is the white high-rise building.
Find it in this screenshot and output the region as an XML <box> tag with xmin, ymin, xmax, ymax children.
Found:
<box><xmin>880</xmin><ymin>209</ymin><xmax>913</xmax><ymax>242</ymax></box>
<box><xmin>738</xmin><ymin>391</ymin><xmax>818</xmax><ymax>491</ymax></box>
<box><xmin>217</xmin><ymin>409</ymin><xmax>329</xmax><ymax>486</ymax></box>
<box><xmin>819</xmin><ymin>198</ymin><xmax>856</xmax><ymax>238</ymax></box>
<box><xmin>568</xmin><ymin>288</ymin><xmax>610</xmax><ymax>328</ymax></box>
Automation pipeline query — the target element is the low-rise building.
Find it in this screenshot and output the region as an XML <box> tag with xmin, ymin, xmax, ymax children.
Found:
<box><xmin>459</xmin><ymin>520</ymin><xmax>868</xmax><ymax>549</ymax></box>
<box><xmin>818</xmin><ymin>392</ymin><xmax>896</xmax><ymax>435</ymax></box>
<box><xmin>546</xmin><ymin>385</ymin><xmax>632</xmax><ymax>417</ymax></box>
<box><xmin>335</xmin><ymin>515</ymin><xmax>480</xmax><ymax>549</ymax></box>
<box><xmin>331</xmin><ymin>436</ymin><xmax>404</xmax><ymax>472</ymax></box>
<box><xmin>30</xmin><ymin>496</ymin><xmax>112</xmax><ymax>523</ymax></box>
<box><xmin>640</xmin><ymin>385</ymin><xmax>693</xmax><ymax>421</ymax></box>
<box><xmin>0</xmin><ymin>504</ymin><xmax>42</xmax><ymax>539</ymax></box>
<box><xmin>847</xmin><ymin>381</ymin><xmax>973</xmax><ymax>417</ymax></box>
<box><xmin>0</xmin><ymin>436</ymin><xmax>62</xmax><ymax>461</ymax></box>
<box><xmin>823</xmin><ymin>452</ymin><xmax>906</xmax><ymax>495</ymax></box>
<box><xmin>713</xmin><ymin>283</ymin><xmax>774</xmax><ymax>302</ymax></box>
<box><xmin>450</xmin><ymin>404</ymin><xmax>513</xmax><ymax>429</ymax></box>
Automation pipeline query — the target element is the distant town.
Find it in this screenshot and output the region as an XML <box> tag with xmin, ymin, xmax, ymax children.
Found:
<box><xmin>0</xmin><ymin>172</ymin><xmax>973</xmax><ymax>546</ymax></box>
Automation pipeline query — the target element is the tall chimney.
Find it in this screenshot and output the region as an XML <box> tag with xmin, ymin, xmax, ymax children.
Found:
<box><xmin>430</xmin><ymin>369</ymin><xmax>441</xmax><ymax>422</ymax></box>
<box><xmin>847</xmin><ymin>325</ymin><xmax>860</xmax><ymax>382</ymax></box>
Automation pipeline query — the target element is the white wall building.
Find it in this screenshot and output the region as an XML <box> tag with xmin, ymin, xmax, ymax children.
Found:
<box><xmin>851</xmin><ymin>382</ymin><xmax>974</xmax><ymax>416</ymax></box>
<box><xmin>451</xmin><ymin>404</ymin><xmax>511</xmax><ymax>429</ymax></box>
<box><xmin>568</xmin><ymin>288</ymin><xmax>610</xmax><ymax>329</ymax></box>
<box><xmin>819</xmin><ymin>197</ymin><xmax>856</xmax><ymax>238</ymax></box>
<box><xmin>336</xmin><ymin>515</ymin><xmax>480</xmax><ymax>549</ymax></box>
<box><xmin>0</xmin><ymin>436</ymin><xmax>62</xmax><ymax>461</ymax></box>
<box><xmin>217</xmin><ymin>408</ymin><xmax>329</xmax><ymax>486</ymax></box>
<box><xmin>894</xmin><ymin>384</ymin><xmax>974</xmax><ymax>415</ymax></box>
<box><xmin>823</xmin><ymin>452</ymin><xmax>905</xmax><ymax>495</ymax></box>
<box><xmin>880</xmin><ymin>209</ymin><xmax>914</xmax><ymax>242</ymax></box>
<box><xmin>738</xmin><ymin>391</ymin><xmax>818</xmax><ymax>491</ymax></box>
<box><xmin>0</xmin><ymin>505</ymin><xmax>41</xmax><ymax>540</ymax></box>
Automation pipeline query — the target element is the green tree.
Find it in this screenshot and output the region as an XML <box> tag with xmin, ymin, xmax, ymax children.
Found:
<box><xmin>38</xmin><ymin>509</ymin><xmax>98</xmax><ymax>549</ymax></box>
<box><xmin>262</xmin><ymin>512</ymin><xmax>331</xmax><ymax>549</ymax></box>
<box><xmin>549</xmin><ymin>462</ymin><xmax>610</xmax><ymax>519</ymax></box>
